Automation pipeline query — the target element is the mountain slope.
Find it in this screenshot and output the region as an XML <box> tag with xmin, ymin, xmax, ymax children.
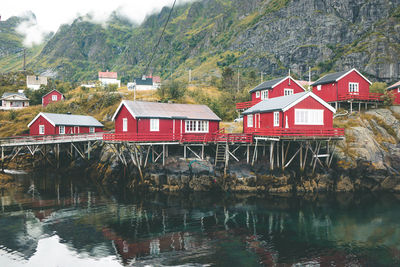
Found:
<box><xmin>1</xmin><ymin>0</ymin><xmax>400</xmax><ymax>83</ymax></box>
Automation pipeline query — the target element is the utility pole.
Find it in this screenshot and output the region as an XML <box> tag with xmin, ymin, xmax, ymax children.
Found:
<box><xmin>260</xmin><ymin>71</ymin><xmax>266</xmax><ymax>83</ymax></box>
<box><xmin>237</xmin><ymin>68</ymin><xmax>240</xmax><ymax>92</ymax></box>
<box><xmin>308</xmin><ymin>67</ymin><xmax>311</xmax><ymax>91</ymax></box>
<box><xmin>23</xmin><ymin>48</ymin><xmax>26</xmax><ymax>71</ymax></box>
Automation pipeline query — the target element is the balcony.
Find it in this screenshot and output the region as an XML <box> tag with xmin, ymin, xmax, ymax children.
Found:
<box><xmin>235</xmin><ymin>99</ymin><xmax>261</xmax><ymax>110</ymax></box>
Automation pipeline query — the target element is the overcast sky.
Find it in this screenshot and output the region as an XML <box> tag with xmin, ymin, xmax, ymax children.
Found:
<box><xmin>2</xmin><ymin>0</ymin><xmax>194</xmax><ymax>46</ymax></box>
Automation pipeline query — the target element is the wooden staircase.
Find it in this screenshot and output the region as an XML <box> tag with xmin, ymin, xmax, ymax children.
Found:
<box><xmin>215</xmin><ymin>142</ymin><xmax>227</xmax><ymax>166</ymax></box>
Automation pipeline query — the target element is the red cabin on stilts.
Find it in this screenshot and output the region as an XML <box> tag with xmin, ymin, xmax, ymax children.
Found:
<box><xmin>387</xmin><ymin>81</ymin><xmax>400</xmax><ymax>104</ymax></box>
<box><xmin>107</xmin><ymin>100</ymin><xmax>221</xmax><ymax>142</ymax></box>
<box><xmin>28</xmin><ymin>112</ymin><xmax>104</xmax><ymax>135</ymax></box>
<box><xmin>242</xmin><ymin>92</ymin><xmax>343</xmax><ymax>137</ymax></box>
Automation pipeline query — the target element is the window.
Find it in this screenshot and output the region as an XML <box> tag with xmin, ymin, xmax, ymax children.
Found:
<box><xmin>89</xmin><ymin>127</ymin><xmax>95</xmax><ymax>133</ymax></box>
<box><xmin>247</xmin><ymin>114</ymin><xmax>253</xmax><ymax>127</ymax></box>
<box><xmin>397</xmin><ymin>88</ymin><xmax>400</xmax><ymax>93</ymax></box>
<box><xmin>317</xmin><ymin>85</ymin><xmax>321</xmax><ymax>91</ymax></box>
<box><xmin>39</xmin><ymin>125</ymin><xmax>45</xmax><ymax>135</ymax></box>
<box><xmin>349</xmin><ymin>82</ymin><xmax>359</xmax><ymax>94</ymax></box>
<box><xmin>150</xmin><ymin>119</ymin><xmax>159</xmax><ymax>131</ymax></box>
<box><xmin>185</xmin><ymin>120</ymin><xmax>209</xmax><ymax>133</ymax></box>
<box><xmin>52</xmin><ymin>95</ymin><xmax>57</xmax><ymax>101</ymax></box>
<box><xmin>284</xmin><ymin>89</ymin><xmax>294</xmax><ymax>96</ymax></box>
<box><xmin>261</xmin><ymin>90</ymin><xmax>268</xmax><ymax>100</ymax></box>
<box><xmin>256</xmin><ymin>91</ymin><xmax>260</xmax><ymax>98</ymax></box>
<box><xmin>295</xmin><ymin>109</ymin><xmax>324</xmax><ymax>125</ymax></box>
<box><xmin>273</xmin><ymin>112</ymin><xmax>279</xmax><ymax>127</ymax></box>
<box><xmin>59</xmin><ymin>126</ymin><xmax>65</xmax><ymax>134</ymax></box>
<box><xmin>122</xmin><ymin>118</ymin><xmax>128</xmax><ymax>132</ymax></box>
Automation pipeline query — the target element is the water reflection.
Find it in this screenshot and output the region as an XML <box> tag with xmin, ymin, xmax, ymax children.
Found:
<box><xmin>0</xmin><ymin>172</ymin><xmax>399</xmax><ymax>266</ymax></box>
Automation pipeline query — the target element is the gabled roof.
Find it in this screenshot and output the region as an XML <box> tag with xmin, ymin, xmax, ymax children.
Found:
<box><xmin>112</xmin><ymin>100</ymin><xmax>221</xmax><ymax>121</ymax></box>
<box><xmin>28</xmin><ymin>112</ymin><xmax>104</xmax><ymax>128</ymax></box>
<box><xmin>42</xmin><ymin>89</ymin><xmax>64</xmax><ymax>98</ymax></box>
<box><xmin>312</xmin><ymin>68</ymin><xmax>372</xmax><ymax>86</ymax></box>
<box><xmin>242</xmin><ymin>91</ymin><xmax>336</xmax><ymax>115</ymax></box>
<box><xmin>1</xmin><ymin>92</ymin><xmax>29</xmax><ymax>100</ymax></box>
<box><xmin>388</xmin><ymin>81</ymin><xmax>400</xmax><ymax>90</ymax></box>
<box><xmin>98</xmin><ymin>71</ymin><xmax>117</xmax><ymax>79</ymax></box>
<box><xmin>249</xmin><ymin>76</ymin><xmax>306</xmax><ymax>93</ymax></box>
<box><xmin>135</xmin><ymin>77</ymin><xmax>153</xmax><ymax>86</ymax></box>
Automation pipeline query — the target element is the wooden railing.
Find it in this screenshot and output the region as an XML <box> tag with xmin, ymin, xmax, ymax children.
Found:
<box><xmin>103</xmin><ymin>132</ymin><xmax>254</xmax><ymax>143</ymax></box>
<box><xmin>0</xmin><ymin>132</ymin><xmax>105</xmax><ymax>146</ymax></box>
<box><xmin>252</xmin><ymin>128</ymin><xmax>345</xmax><ymax>137</ymax></box>
<box><xmin>337</xmin><ymin>92</ymin><xmax>383</xmax><ymax>101</ymax></box>
<box><xmin>236</xmin><ymin>99</ymin><xmax>261</xmax><ymax>110</ymax></box>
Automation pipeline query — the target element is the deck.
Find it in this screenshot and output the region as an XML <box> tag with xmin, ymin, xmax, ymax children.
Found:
<box><xmin>336</xmin><ymin>92</ymin><xmax>383</xmax><ymax>102</ymax></box>
<box><xmin>251</xmin><ymin>128</ymin><xmax>345</xmax><ymax>140</ymax></box>
<box><xmin>235</xmin><ymin>100</ymin><xmax>261</xmax><ymax>110</ymax></box>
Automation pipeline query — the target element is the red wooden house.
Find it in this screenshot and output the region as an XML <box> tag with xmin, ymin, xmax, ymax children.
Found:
<box><xmin>28</xmin><ymin>112</ymin><xmax>104</xmax><ymax>135</ymax></box>
<box><xmin>42</xmin><ymin>90</ymin><xmax>64</xmax><ymax>107</ymax></box>
<box><xmin>242</xmin><ymin>92</ymin><xmax>339</xmax><ymax>136</ymax></box>
<box><xmin>387</xmin><ymin>81</ymin><xmax>400</xmax><ymax>104</ymax></box>
<box><xmin>109</xmin><ymin>100</ymin><xmax>221</xmax><ymax>141</ymax></box>
<box><xmin>236</xmin><ymin>76</ymin><xmax>306</xmax><ymax>110</ymax></box>
<box><xmin>311</xmin><ymin>68</ymin><xmax>378</xmax><ymax>104</ymax></box>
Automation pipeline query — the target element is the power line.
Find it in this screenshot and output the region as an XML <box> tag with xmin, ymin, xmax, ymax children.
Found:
<box><xmin>143</xmin><ymin>0</ymin><xmax>177</xmax><ymax>77</ymax></box>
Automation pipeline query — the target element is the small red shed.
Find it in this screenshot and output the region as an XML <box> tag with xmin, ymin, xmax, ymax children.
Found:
<box><xmin>387</xmin><ymin>81</ymin><xmax>400</xmax><ymax>104</ymax></box>
<box><xmin>28</xmin><ymin>112</ymin><xmax>104</xmax><ymax>135</ymax></box>
<box><xmin>242</xmin><ymin>92</ymin><xmax>336</xmax><ymax>134</ymax></box>
<box><xmin>311</xmin><ymin>68</ymin><xmax>372</xmax><ymax>103</ymax></box>
<box><xmin>111</xmin><ymin>100</ymin><xmax>221</xmax><ymax>140</ymax></box>
<box><xmin>42</xmin><ymin>90</ymin><xmax>64</xmax><ymax>107</ymax></box>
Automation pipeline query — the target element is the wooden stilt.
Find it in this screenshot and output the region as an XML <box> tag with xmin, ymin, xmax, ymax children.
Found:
<box><xmin>201</xmin><ymin>145</ymin><xmax>204</xmax><ymax>159</ymax></box>
<box><xmin>184</xmin><ymin>145</ymin><xmax>187</xmax><ymax>159</ymax></box>
<box><xmin>252</xmin><ymin>139</ymin><xmax>258</xmax><ymax>166</ymax></box>
<box><xmin>162</xmin><ymin>144</ymin><xmax>165</xmax><ymax>166</ymax></box>
<box><xmin>350</xmin><ymin>102</ymin><xmax>353</xmax><ymax>113</ymax></box>
<box><xmin>270</xmin><ymin>141</ymin><xmax>274</xmax><ymax>170</ymax></box>
<box><xmin>246</xmin><ymin>145</ymin><xmax>250</xmax><ymax>164</ymax></box>
<box><xmin>358</xmin><ymin>102</ymin><xmax>361</xmax><ymax>113</ymax></box>
<box><xmin>281</xmin><ymin>141</ymin><xmax>285</xmax><ymax>170</ymax></box>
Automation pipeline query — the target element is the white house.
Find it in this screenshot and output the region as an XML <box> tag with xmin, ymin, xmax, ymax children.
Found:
<box><xmin>131</xmin><ymin>77</ymin><xmax>156</xmax><ymax>91</ymax></box>
<box><xmin>1</xmin><ymin>92</ymin><xmax>30</xmax><ymax>110</ymax></box>
<box><xmin>98</xmin><ymin>71</ymin><xmax>121</xmax><ymax>87</ymax></box>
<box><xmin>26</xmin><ymin>75</ymin><xmax>47</xmax><ymax>90</ymax></box>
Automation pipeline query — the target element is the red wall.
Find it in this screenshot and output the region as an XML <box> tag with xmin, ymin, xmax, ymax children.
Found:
<box><xmin>115</xmin><ymin>104</ymin><xmax>219</xmax><ymax>136</ymax></box>
<box><xmin>389</xmin><ymin>88</ymin><xmax>400</xmax><ymax>104</ymax></box>
<box><xmin>312</xmin><ymin>70</ymin><xmax>370</xmax><ymax>102</ymax></box>
<box><xmin>251</xmin><ymin>77</ymin><xmax>305</xmax><ymax>101</ymax></box>
<box><xmin>29</xmin><ymin>115</ymin><xmax>103</xmax><ymax>135</ymax></box>
<box><xmin>42</xmin><ymin>91</ymin><xmax>64</xmax><ymax>107</ymax></box>
<box><xmin>243</xmin><ymin>96</ymin><xmax>333</xmax><ymax>133</ymax></box>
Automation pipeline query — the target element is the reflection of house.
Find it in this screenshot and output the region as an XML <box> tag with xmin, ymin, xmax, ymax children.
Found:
<box><xmin>42</xmin><ymin>90</ymin><xmax>64</xmax><ymax>107</ymax></box>
<box><xmin>28</xmin><ymin>112</ymin><xmax>104</xmax><ymax>135</ymax></box>
<box><xmin>98</xmin><ymin>71</ymin><xmax>121</xmax><ymax>87</ymax></box>
<box><xmin>1</xmin><ymin>92</ymin><xmax>30</xmax><ymax>110</ymax></box>
<box><xmin>27</xmin><ymin>75</ymin><xmax>47</xmax><ymax>90</ymax></box>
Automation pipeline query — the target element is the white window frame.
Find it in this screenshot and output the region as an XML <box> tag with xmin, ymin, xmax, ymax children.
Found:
<box><xmin>398</xmin><ymin>88</ymin><xmax>400</xmax><ymax>93</ymax></box>
<box><xmin>89</xmin><ymin>127</ymin><xmax>95</xmax><ymax>134</ymax></box>
<box><xmin>247</xmin><ymin>115</ymin><xmax>253</xmax><ymax>128</ymax></box>
<box><xmin>59</xmin><ymin>126</ymin><xmax>65</xmax><ymax>134</ymax></box>
<box><xmin>122</xmin><ymin>118</ymin><xmax>128</xmax><ymax>132</ymax></box>
<box><xmin>39</xmin><ymin>125</ymin><xmax>45</xmax><ymax>135</ymax></box>
<box><xmin>284</xmin><ymin>89</ymin><xmax>294</xmax><ymax>96</ymax></box>
<box><xmin>317</xmin><ymin>85</ymin><xmax>321</xmax><ymax>91</ymax></box>
<box><xmin>349</xmin><ymin>82</ymin><xmax>359</xmax><ymax>94</ymax></box>
<box><xmin>295</xmin><ymin>109</ymin><xmax>324</xmax><ymax>125</ymax></box>
<box><xmin>261</xmin><ymin>90</ymin><xmax>268</xmax><ymax>100</ymax></box>
<box><xmin>185</xmin><ymin>120</ymin><xmax>209</xmax><ymax>133</ymax></box>
<box><xmin>150</xmin><ymin>119</ymin><xmax>160</xmax><ymax>132</ymax></box>
<box><xmin>273</xmin><ymin>112</ymin><xmax>279</xmax><ymax>127</ymax></box>
<box><xmin>52</xmin><ymin>95</ymin><xmax>58</xmax><ymax>101</ymax></box>
<box><xmin>256</xmin><ymin>91</ymin><xmax>260</xmax><ymax>98</ymax></box>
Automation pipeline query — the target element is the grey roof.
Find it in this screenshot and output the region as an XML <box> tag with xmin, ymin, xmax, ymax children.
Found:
<box><xmin>41</xmin><ymin>113</ymin><xmax>104</xmax><ymax>127</ymax></box>
<box><xmin>388</xmin><ymin>81</ymin><xmax>400</xmax><ymax>90</ymax></box>
<box><xmin>311</xmin><ymin>70</ymin><xmax>348</xmax><ymax>86</ymax></box>
<box><xmin>242</xmin><ymin>92</ymin><xmax>308</xmax><ymax>115</ymax></box>
<box><xmin>249</xmin><ymin>77</ymin><xmax>286</xmax><ymax>93</ymax></box>
<box><xmin>1</xmin><ymin>92</ymin><xmax>29</xmax><ymax>100</ymax></box>
<box><xmin>134</xmin><ymin>77</ymin><xmax>153</xmax><ymax>86</ymax></box>
<box><xmin>121</xmin><ymin>100</ymin><xmax>221</xmax><ymax>121</ymax></box>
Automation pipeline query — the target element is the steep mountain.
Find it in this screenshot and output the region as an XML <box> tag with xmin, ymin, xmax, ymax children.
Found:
<box><xmin>1</xmin><ymin>0</ymin><xmax>400</xmax><ymax>83</ymax></box>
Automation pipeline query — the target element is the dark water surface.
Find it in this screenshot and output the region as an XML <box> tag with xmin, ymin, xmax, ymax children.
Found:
<box><xmin>0</xmin><ymin>172</ymin><xmax>400</xmax><ymax>266</ymax></box>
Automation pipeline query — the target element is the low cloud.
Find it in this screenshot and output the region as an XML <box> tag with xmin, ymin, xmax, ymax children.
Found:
<box><xmin>4</xmin><ymin>0</ymin><xmax>197</xmax><ymax>47</ymax></box>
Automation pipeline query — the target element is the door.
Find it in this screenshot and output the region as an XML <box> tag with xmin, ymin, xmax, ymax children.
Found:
<box><xmin>74</xmin><ymin>126</ymin><xmax>79</xmax><ymax>134</ymax></box>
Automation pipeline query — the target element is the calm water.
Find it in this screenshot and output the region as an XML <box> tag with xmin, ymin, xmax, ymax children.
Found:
<box><xmin>0</xmin><ymin>171</ymin><xmax>400</xmax><ymax>266</ymax></box>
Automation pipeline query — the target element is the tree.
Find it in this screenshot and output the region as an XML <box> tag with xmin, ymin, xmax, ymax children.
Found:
<box><xmin>221</xmin><ymin>67</ymin><xmax>235</xmax><ymax>92</ymax></box>
<box><xmin>158</xmin><ymin>80</ymin><xmax>187</xmax><ymax>101</ymax></box>
<box><xmin>370</xmin><ymin>82</ymin><xmax>387</xmax><ymax>94</ymax></box>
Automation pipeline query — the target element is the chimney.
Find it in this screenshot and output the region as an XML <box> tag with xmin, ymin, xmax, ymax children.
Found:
<box><xmin>66</xmin><ymin>112</ymin><xmax>72</xmax><ymax>115</ymax></box>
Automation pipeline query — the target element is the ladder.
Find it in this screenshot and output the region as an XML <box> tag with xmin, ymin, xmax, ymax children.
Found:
<box><xmin>215</xmin><ymin>142</ymin><xmax>228</xmax><ymax>166</ymax></box>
